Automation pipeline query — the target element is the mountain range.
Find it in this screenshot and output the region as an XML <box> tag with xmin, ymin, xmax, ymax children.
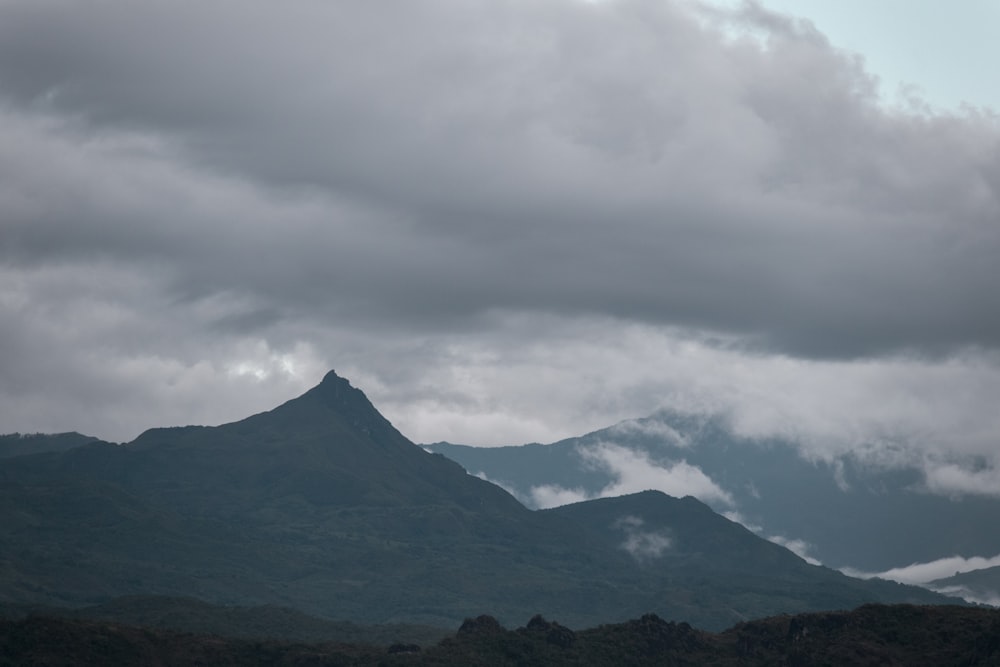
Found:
<box><xmin>425</xmin><ymin>411</ymin><xmax>1000</xmax><ymax>584</ymax></box>
<box><xmin>932</xmin><ymin>567</ymin><xmax>1000</xmax><ymax>607</ymax></box>
<box><xmin>0</xmin><ymin>371</ymin><xmax>961</xmax><ymax>631</ymax></box>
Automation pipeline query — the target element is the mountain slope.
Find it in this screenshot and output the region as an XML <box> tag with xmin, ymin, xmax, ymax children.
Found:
<box><xmin>542</xmin><ymin>491</ymin><xmax>946</xmax><ymax>630</ymax></box>
<box><xmin>90</xmin><ymin>371</ymin><xmax>527</xmax><ymax>515</ymax></box>
<box><xmin>0</xmin><ymin>372</ymin><xmax>961</xmax><ymax>630</ymax></box>
<box><xmin>0</xmin><ymin>432</ymin><xmax>107</xmax><ymax>459</ymax></box>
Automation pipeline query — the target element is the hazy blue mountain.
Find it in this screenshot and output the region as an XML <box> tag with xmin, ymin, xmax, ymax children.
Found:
<box><xmin>930</xmin><ymin>566</ymin><xmax>1000</xmax><ymax>606</ymax></box>
<box><xmin>426</xmin><ymin>412</ymin><xmax>1000</xmax><ymax>573</ymax></box>
<box><xmin>0</xmin><ymin>372</ymin><xmax>959</xmax><ymax>630</ymax></box>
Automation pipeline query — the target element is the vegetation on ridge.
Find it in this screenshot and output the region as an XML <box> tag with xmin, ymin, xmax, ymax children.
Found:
<box><xmin>3</xmin><ymin>604</ymin><xmax>999</xmax><ymax>666</ymax></box>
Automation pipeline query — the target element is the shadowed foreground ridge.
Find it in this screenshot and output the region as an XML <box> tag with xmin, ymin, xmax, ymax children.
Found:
<box><xmin>2</xmin><ymin>604</ymin><xmax>999</xmax><ymax>666</ymax></box>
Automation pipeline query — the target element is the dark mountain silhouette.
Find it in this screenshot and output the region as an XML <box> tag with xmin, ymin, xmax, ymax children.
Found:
<box><xmin>109</xmin><ymin>371</ymin><xmax>528</xmax><ymax>520</ymax></box>
<box><xmin>0</xmin><ymin>595</ymin><xmax>447</xmax><ymax>646</ymax></box>
<box><xmin>3</xmin><ymin>604</ymin><xmax>999</xmax><ymax>666</ymax></box>
<box><xmin>0</xmin><ymin>371</ymin><xmax>960</xmax><ymax>630</ymax></box>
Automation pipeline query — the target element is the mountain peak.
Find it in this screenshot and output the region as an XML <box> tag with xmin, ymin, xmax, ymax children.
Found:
<box><xmin>302</xmin><ymin>370</ymin><xmax>384</xmax><ymax>422</ymax></box>
<box><xmin>308</xmin><ymin>369</ymin><xmax>359</xmax><ymax>401</ymax></box>
<box><xmin>320</xmin><ymin>369</ymin><xmax>348</xmax><ymax>386</ymax></box>
<box><xmin>130</xmin><ymin>370</ymin><xmax>391</xmax><ymax>450</ymax></box>
<box><xmin>187</xmin><ymin>370</ymin><xmax>396</xmax><ymax>453</ymax></box>
<box><xmin>311</xmin><ymin>369</ymin><xmax>369</xmax><ymax>403</ymax></box>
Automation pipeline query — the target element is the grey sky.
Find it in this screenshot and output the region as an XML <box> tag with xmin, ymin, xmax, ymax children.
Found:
<box><xmin>1</xmin><ymin>0</ymin><xmax>998</xmax><ymax>498</ymax></box>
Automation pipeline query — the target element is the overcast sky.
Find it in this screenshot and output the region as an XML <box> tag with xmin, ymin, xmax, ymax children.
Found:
<box><xmin>1</xmin><ymin>0</ymin><xmax>998</xmax><ymax>498</ymax></box>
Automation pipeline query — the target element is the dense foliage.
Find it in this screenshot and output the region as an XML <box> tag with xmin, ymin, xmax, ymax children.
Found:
<box><xmin>0</xmin><ymin>596</ymin><xmax>448</xmax><ymax>647</ymax></box>
<box><xmin>3</xmin><ymin>604</ymin><xmax>999</xmax><ymax>666</ymax></box>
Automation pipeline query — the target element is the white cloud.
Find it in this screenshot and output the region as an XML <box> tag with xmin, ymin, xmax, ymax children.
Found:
<box><xmin>471</xmin><ymin>471</ymin><xmax>529</xmax><ymax>505</ymax></box>
<box><xmin>767</xmin><ymin>535</ymin><xmax>822</xmax><ymax>566</ymax></box>
<box><xmin>530</xmin><ymin>484</ymin><xmax>591</xmax><ymax>510</ymax></box>
<box><xmin>922</xmin><ymin>462</ymin><xmax>1000</xmax><ymax>499</ymax></box>
<box><xmin>721</xmin><ymin>511</ymin><xmax>760</xmax><ymax>532</ymax></box>
<box><xmin>722</xmin><ymin>511</ymin><xmax>821</xmax><ymax>565</ymax></box>
<box><xmin>928</xmin><ymin>585</ymin><xmax>1000</xmax><ymax>608</ymax></box>
<box><xmin>842</xmin><ymin>553</ymin><xmax>1000</xmax><ymax>586</ymax></box>
<box><xmin>615</xmin><ymin>515</ymin><xmax>672</xmax><ymax>561</ymax></box>
<box><xmin>527</xmin><ymin>441</ymin><xmax>733</xmax><ymax>509</ymax></box>
<box><xmin>374</xmin><ymin>326</ymin><xmax>1000</xmax><ymax>489</ymax></box>
<box><xmin>583</xmin><ymin>443</ymin><xmax>734</xmax><ymax>506</ymax></box>
<box><xmin>608</xmin><ymin>417</ymin><xmax>691</xmax><ymax>447</ymax></box>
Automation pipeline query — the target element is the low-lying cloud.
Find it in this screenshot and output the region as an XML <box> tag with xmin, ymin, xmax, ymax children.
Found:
<box><xmin>843</xmin><ymin>553</ymin><xmax>1000</xmax><ymax>606</ymax></box>
<box><xmin>843</xmin><ymin>553</ymin><xmax>1000</xmax><ymax>586</ymax></box>
<box><xmin>766</xmin><ymin>535</ymin><xmax>822</xmax><ymax>566</ymax></box>
<box><xmin>529</xmin><ymin>442</ymin><xmax>733</xmax><ymax>509</ymax></box>
<box><xmin>615</xmin><ymin>515</ymin><xmax>673</xmax><ymax>562</ymax></box>
<box><xmin>608</xmin><ymin>417</ymin><xmax>692</xmax><ymax>447</ymax></box>
<box><xmin>529</xmin><ymin>484</ymin><xmax>592</xmax><ymax>510</ymax></box>
<box><xmin>922</xmin><ymin>462</ymin><xmax>1000</xmax><ymax>499</ymax></box>
<box><xmin>929</xmin><ymin>585</ymin><xmax>1000</xmax><ymax>608</ymax></box>
<box><xmin>723</xmin><ymin>511</ymin><xmax>822</xmax><ymax>565</ymax></box>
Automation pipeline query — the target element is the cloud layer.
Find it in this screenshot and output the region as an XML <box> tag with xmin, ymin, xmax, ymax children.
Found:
<box><xmin>530</xmin><ymin>442</ymin><xmax>732</xmax><ymax>509</ymax></box>
<box><xmin>859</xmin><ymin>553</ymin><xmax>1000</xmax><ymax>586</ymax></box>
<box><xmin>3</xmin><ymin>0</ymin><xmax>998</xmax><ymax>358</ymax></box>
<box><xmin>616</xmin><ymin>515</ymin><xmax>673</xmax><ymax>562</ymax></box>
<box><xmin>844</xmin><ymin>553</ymin><xmax>1000</xmax><ymax>606</ymax></box>
<box><xmin>0</xmin><ymin>0</ymin><xmax>998</xmax><ymax>496</ymax></box>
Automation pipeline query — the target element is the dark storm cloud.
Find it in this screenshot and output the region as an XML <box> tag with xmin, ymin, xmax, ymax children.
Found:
<box><xmin>0</xmin><ymin>0</ymin><xmax>997</xmax><ymax>359</ymax></box>
<box><xmin>2</xmin><ymin>0</ymin><xmax>1000</xmax><ymax>495</ymax></box>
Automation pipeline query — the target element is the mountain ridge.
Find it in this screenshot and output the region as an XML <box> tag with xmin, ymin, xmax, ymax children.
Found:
<box><xmin>0</xmin><ymin>371</ymin><xmax>963</xmax><ymax>629</ymax></box>
<box><xmin>0</xmin><ymin>431</ymin><xmax>109</xmax><ymax>459</ymax></box>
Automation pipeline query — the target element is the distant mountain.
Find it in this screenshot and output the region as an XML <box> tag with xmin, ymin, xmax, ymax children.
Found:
<box><xmin>0</xmin><ymin>372</ymin><xmax>960</xmax><ymax>630</ymax></box>
<box><xmin>426</xmin><ymin>412</ymin><xmax>1000</xmax><ymax>573</ymax></box>
<box><xmin>4</xmin><ymin>604</ymin><xmax>1000</xmax><ymax>666</ymax></box>
<box><xmin>930</xmin><ymin>567</ymin><xmax>1000</xmax><ymax>606</ymax></box>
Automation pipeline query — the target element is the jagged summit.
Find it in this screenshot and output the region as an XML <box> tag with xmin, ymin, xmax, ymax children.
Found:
<box><xmin>251</xmin><ymin>369</ymin><xmax>398</xmax><ymax>445</ymax></box>
<box><xmin>310</xmin><ymin>369</ymin><xmax>357</xmax><ymax>397</ymax></box>
<box><xmin>300</xmin><ymin>369</ymin><xmax>385</xmax><ymax>417</ymax></box>
<box><xmin>131</xmin><ymin>370</ymin><xmax>394</xmax><ymax>448</ymax></box>
<box><xmin>320</xmin><ymin>369</ymin><xmax>347</xmax><ymax>385</ymax></box>
<box><xmin>121</xmin><ymin>368</ymin><xmax>527</xmax><ymax>516</ymax></box>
